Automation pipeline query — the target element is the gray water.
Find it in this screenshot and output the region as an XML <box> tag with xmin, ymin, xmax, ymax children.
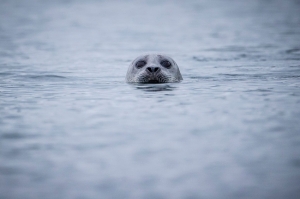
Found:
<box><xmin>1</xmin><ymin>0</ymin><xmax>300</xmax><ymax>198</ymax></box>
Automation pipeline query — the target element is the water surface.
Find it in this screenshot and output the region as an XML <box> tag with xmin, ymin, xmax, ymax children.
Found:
<box><xmin>1</xmin><ymin>0</ymin><xmax>300</xmax><ymax>198</ymax></box>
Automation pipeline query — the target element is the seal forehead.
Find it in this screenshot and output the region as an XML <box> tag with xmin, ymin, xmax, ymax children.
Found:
<box><xmin>147</xmin><ymin>54</ymin><xmax>170</xmax><ymax>64</ymax></box>
<box><xmin>135</xmin><ymin>54</ymin><xmax>172</xmax><ymax>62</ymax></box>
<box><xmin>147</xmin><ymin>54</ymin><xmax>159</xmax><ymax>63</ymax></box>
<box><xmin>158</xmin><ymin>54</ymin><xmax>173</xmax><ymax>61</ymax></box>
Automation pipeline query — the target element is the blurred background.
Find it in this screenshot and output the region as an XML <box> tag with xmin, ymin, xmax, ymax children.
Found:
<box><xmin>0</xmin><ymin>0</ymin><xmax>300</xmax><ymax>199</ymax></box>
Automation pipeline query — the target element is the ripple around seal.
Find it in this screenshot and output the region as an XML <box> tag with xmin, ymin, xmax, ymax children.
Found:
<box><xmin>134</xmin><ymin>84</ymin><xmax>176</xmax><ymax>92</ymax></box>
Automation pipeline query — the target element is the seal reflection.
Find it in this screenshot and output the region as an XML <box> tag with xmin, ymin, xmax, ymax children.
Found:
<box><xmin>133</xmin><ymin>83</ymin><xmax>176</xmax><ymax>92</ymax></box>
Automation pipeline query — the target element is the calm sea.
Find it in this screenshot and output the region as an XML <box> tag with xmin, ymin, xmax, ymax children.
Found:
<box><xmin>1</xmin><ymin>0</ymin><xmax>300</xmax><ymax>198</ymax></box>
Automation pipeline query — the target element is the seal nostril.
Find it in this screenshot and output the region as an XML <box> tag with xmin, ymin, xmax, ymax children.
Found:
<box><xmin>147</xmin><ymin>67</ymin><xmax>160</xmax><ymax>73</ymax></box>
<box><xmin>146</xmin><ymin>67</ymin><xmax>152</xmax><ymax>72</ymax></box>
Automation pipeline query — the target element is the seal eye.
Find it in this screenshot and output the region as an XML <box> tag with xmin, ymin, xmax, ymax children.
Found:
<box><xmin>160</xmin><ymin>60</ymin><xmax>172</xmax><ymax>68</ymax></box>
<box><xmin>136</xmin><ymin>60</ymin><xmax>146</xmax><ymax>69</ymax></box>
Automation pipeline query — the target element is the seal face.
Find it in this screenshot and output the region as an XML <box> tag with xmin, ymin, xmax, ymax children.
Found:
<box><xmin>126</xmin><ymin>54</ymin><xmax>183</xmax><ymax>83</ymax></box>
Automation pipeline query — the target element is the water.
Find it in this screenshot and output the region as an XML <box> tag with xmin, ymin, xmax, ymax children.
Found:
<box><xmin>1</xmin><ymin>0</ymin><xmax>300</xmax><ymax>198</ymax></box>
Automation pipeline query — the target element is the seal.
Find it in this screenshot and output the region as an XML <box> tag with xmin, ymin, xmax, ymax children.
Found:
<box><xmin>126</xmin><ymin>54</ymin><xmax>183</xmax><ymax>83</ymax></box>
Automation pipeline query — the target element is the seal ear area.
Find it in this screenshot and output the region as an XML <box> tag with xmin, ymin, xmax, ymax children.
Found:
<box><xmin>177</xmin><ymin>71</ymin><xmax>183</xmax><ymax>81</ymax></box>
<box><xmin>168</xmin><ymin>58</ymin><xmax>183</xmax><ymax>81</ymax></box>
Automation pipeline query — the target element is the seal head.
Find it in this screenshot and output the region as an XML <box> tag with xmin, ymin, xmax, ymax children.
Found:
<box><xmin>126</xmin><ymin>54</ymin><xmax>183</xmax><ymax>83</ymax></box>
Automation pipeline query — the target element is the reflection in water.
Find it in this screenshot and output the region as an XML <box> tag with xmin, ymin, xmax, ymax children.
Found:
<box><xmin>133</xmin><ymin>83</ymin><xmax>176</xmax><ymax>92</ymax></box>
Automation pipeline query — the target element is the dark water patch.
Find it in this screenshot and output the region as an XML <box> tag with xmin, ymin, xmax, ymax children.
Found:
<box><xmin>27</xmin><ymin>74</ymin><xmax>67</xmax><ymax>79</ymax></box>
<box><xmin>284</xmin><ymin>58</ymin><xmax>300</xmax><ymax>61</ymax></box>
<box><xmin>285</xmin><ymin>48</ymin><xmax>300</xmax><ymax>54</ymax></box>
<box><xmin>189</xmin><ymin>73</ymin><xmax>282</xmax><ymax>82</ymax></box>
<box><xmin>280</xmin><ymin>48</ymin><xmax>300</xmax><ymax>60</ymax></box>
<box><xmin>277</xmin><ymin>75</ymin><xmax>300</xmax><ymax>79</ymax></box>
<box><xmin>1</xmin><ymin>132</ymin><xmax>31</xmax><ymax>140</ymax></box>
<box><xmin>289</xmin><ymin>92</ymin><xmax>300</xmax><ymax>97</ymax></box>
<box><xmin>218</xmin><ymin>73</ymin><xmax>271</xmax><ymax>81</ymax></box>
<box><xmin>1</xmin><ymin>132</ymin><xmax>24</xmax><ymax>139</ymax></box>
<box><xmin>288</xmin><ymin>65</ymin><xmax>300</xmax><ymax>68</ymax></box>
<box><xmin>193</xmin><ymin>56</ymin><xmax>240</xmax><ymax>62</ymax></box>
<box><xmin>192</xmin><ymin>54</ymin><xmax>264</xmax><ymax>62</ymax></box>
<box><xmin>245</xmin><ymin>88</ymin><xmax>273</xmax><ymax>92</ymax></box>
<box><xmin>16</xmin><ymin>74</ymin><xmax>68</xmax><ymax>82</ymax></box>
<box><xmin>290</xmin><ymin>159</ymin><xmax>300</xmax><ymax>168</ymax></box>
<box><xmin>2</xmin><ymin>113</ymin><xmax>23</xmax><ymax>120</ymax></box>
<box><xmin>0</xmin><ymin>166</ymin><xmax>21</xmax><ymax>175</ymax></box>
<box><xmin>205</xmin><ymin>46</ymin><xmax>259</xmax><ymax>53</ymax></box>
<box><xmin>190</xmin><ymin>76</ymin><xmax>215</xmax><ymax>80</ymax></box>
<box><xmin>0</xmin><ymin>72</ymin><xmax>14</xmax><ymax>76</ymax></box>
<box><xmin>0</xmin><ymin>63</ymin><xmax>29</xmax><ymax>68</ymax></box>
<box><xmin>206</xmin><ymin>46</ymin><xmax>246</xmax><ymax>52</ymax></box>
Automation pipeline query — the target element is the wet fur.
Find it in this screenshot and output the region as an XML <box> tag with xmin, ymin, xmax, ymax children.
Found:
<box><xmin>126</xmin><ymin>54</ymin><xmax>182</xmax><ymax>83</ymax></box>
